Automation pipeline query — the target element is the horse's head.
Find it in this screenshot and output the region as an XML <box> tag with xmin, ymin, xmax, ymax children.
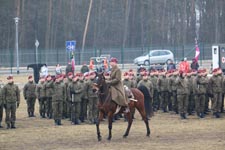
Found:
<box><xmin>92</xmin><ymin>72</ymin><xmax>106</xmax><ymax>93</ymax></box>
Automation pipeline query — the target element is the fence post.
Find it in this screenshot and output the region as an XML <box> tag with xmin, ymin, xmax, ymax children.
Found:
<box><xmin>10</xmin><ymin>49</ymin><xmax>13</xmax><ymax>74</ymax></box>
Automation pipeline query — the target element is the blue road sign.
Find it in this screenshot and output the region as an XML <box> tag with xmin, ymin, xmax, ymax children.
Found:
<box><xmin>66</xmin><ymin>40</ymin><xmax>76</xmax><ymax>51</ymax></box>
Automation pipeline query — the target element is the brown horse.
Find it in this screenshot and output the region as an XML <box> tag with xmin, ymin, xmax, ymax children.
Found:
<box><xmin>94</xmin><ymin>72</ymin><xmax>150</xmax><ymax>141</ymax></box>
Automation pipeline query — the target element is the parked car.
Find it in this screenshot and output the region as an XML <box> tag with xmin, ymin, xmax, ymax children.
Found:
<box><xmin>133</xmin><ymin>50</ymin><xmax>174</xmax><ymax>66</ymax></box>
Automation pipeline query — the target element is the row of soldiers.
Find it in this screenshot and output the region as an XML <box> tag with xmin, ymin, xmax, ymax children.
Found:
<box><xmin>122</xmin><ymin>67</ymin><xmax>224</xmax><ymax>119</ymax></box>
<box><xmin>24</xmin><ymin>71</ymin><xmax>99</xmax><ymax>126</ymax></box>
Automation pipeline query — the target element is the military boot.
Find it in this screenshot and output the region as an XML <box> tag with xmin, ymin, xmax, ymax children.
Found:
<box><xmin>180</xmin><ymin>113</ymin><xmax>184</xmax><ymax>119</ymax></box>
<box><xmin>215</xmin><ymin>112</ymin><xmax>220</xmax><ymax>118</ymax></box>
<box><xmin>6</xmin><ymin>123</ymin><xmax>10</xmax><ymax>129</ymax></box>
<box><xmin>31</xmin><ymin>112</ymin><xmax>36</xmax><ymax>117</ymax></box>
<box><xmin>58</xmin><ymin>120</ymin><xmax>62</xmax><ymax>125</ymax></box>
<box><xmin>11</xmin><ymin>123</ymin><xmax>16</xmax><ymax>129</ymax></box>
<box><xmin>54</xmin><ymin>120</ymin><xmax>58</xmax><ymax>126</ymax></box>
<box><xmin>183</xmin><ymin>113</ymin><xmax>187</xmax><ymax>119</ymax></box>
<box><xmin>75</xmin><ymin>118</ymin><xmax>80</xmax><ymax>125</ymax></box>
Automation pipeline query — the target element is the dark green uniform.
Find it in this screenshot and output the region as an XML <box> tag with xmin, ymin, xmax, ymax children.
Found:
<box><xmin>150</xmin><ymin>75</ymin><xmax>159</xmax><ymax>110</ymax></box>
<box><xmin>0</xmin><ymin>86</ymin><xmax>3</xmax><ymax>127</ymax></box>
<box><xmin>23</xmin><ymin>81</ymin><xmax>36</xmax><ymax>117</ymax></box>
<box><xmin>123</xmin><ymin>79</ymin><xmax>134</xmax><ymax>89</ymax></box>
<box><xmin>52</xmin><ymin>81</ymin><xmax>65</xmax><ymax>125</ymax></box>
<box><xmin>176</xmin><ymin>76</ymin><xmax>189</xmax><ymax>119</ymax></box>
<box><xmin>80</xmin><ymin>79</ymin><xmax>88</xmax><ymax>122</ymax></box>
<box><xmin>68</xmin><ymin>80</ymin><xmax>83</xmax><ymax>124</ymax></box>
<box><xmin>209</xmin><ymin>74</ymin><xmax>223</xmax><ymax>117</ymax></box>
<box><xmin>86</xmin><ymin>79</ymin><xmax>98</xmax><ymax>124</ymax></box>
<box><xmin>64</xmin><ymin>78</ymin><xmax>72</xmax><ymax>119</ymax></box>
<box><xmin>157</xmin><ymin>75</ymin><xmax>169</xmax><ymax>112</ymax></box>
<box><xmin>36</xmin><ymin>81</ymin><xmax>46</xmax><ymax>118</ymax></box>
<box><xmin>2</xmin><ymin>82</ymin><xmax>20</xmax><ymax>128</ymax></box>
<box><xmin>44</xmin><ymin>80</ymin><xmax>54</xmax><ymax>118</ymax></box>
<box><xmin>170</xmin><ymin>75</ymin><xmax>178</xmax><ymax>113</ymax></box>
<box><xmin>193</xmin><ymin>75</ymin><xmax>208</xmax><ymax>118</ymax></box>
<box><xmin>186</xmin><ymin>75</ymin><xmax>195</xmax><ymax>115</ymax></box>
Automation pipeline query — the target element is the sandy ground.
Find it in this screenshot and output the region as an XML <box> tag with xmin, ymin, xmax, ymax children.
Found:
<box><xmin>0</xmin><ymin>75</ymin><xmax>225</xmax><ymax>150</ymax></box>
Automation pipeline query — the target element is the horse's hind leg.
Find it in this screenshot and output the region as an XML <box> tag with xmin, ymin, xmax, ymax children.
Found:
<box><xmin>96</xmin><ymin>111</ymin><xmax>103</xmax><ymax>141</ymax></box>
<box><xmin>107</xmin><ymin>111</ymin><xmax>113</xmax><ymax>140</ymax></box>
<box><xmin>123</xmin><ymin>111</ymin><xmax>133</xmax><ymax>138</ymax></box>
<box><xmin>136</xmin><ymin>105</ymin><xmax>150</xmax><ymax>137</ymax></box>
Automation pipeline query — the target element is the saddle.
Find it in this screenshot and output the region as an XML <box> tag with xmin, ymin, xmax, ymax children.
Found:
<box><xmin>123</xmin><ymin>85</ymin><xmax>137</xmax><ymax>102</ymax></box>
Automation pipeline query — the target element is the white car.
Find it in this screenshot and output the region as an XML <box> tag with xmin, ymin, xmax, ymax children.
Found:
<box><xmin>134</xmin><ymin>50</ymin><xmax>174</xmax><ymax>66</ymax></box>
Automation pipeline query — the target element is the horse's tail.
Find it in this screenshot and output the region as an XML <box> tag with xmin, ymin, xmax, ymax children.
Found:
<box><xmin>137</xmin><ymin>85</ymin><xmax>152</xmax><ymax>117</ymax></box>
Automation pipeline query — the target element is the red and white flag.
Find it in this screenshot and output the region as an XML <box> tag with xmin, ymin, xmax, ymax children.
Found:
<box><xmin>195</xmin><ymin>39</ymin><xmax>200</xmax><ymax>61</ymax></box>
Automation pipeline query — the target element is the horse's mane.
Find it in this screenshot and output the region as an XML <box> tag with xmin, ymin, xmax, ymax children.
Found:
<box><xmin>97</xmin><ymin>73</ymin><xmax>112</xmax><ymax>106</ymax></box>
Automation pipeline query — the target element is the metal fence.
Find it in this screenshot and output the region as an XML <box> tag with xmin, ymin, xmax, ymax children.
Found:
<box><xmin>0</xmin><ymin>43</ymin><xmax>212</xmax><ymax>68</ymax></box>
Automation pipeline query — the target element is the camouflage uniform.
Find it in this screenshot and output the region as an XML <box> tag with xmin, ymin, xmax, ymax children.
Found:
<box><xmin>186</xmin><ymin>75</ymin><xmax>195</xmax><ymax>115</ymax></box>
<box><xmin>170</xmin><ymin>74</ymin><xmax>178</xmax><ymax>113</ymax></box>
<box><xmin>2</xmin><ymin>82</ymin><xmax>20</xmax><ymax>128</ymax></box>
<box><xmin>64</xmin><ymin>78</ymin><xmax>72</xmax><ymax>119</ymax></box>
<box><xmin>176</xmin><ymin>76</ymin><xmax>189</xmax><ymax>119</ymax></box>
<box><xmin>80</xmin><ymin>79</ymin><xmax>88</xmax><ymax>122</ymax></box>
<box><xmin>36</xmin><ymin>80</ymin><xmax>46</xmax><ymax>118</ymax></box>
<box><xmin>0</xmin><ymin>86</ymin><xmax>3</xmax><ymax>127</ymax></box>
<box><xmin>86</xmin><ymin>79</ymin><xmax>98</xmax><ymax>124</ymax></box>
<box><xmin>150</xmin><ymin>75</ymin><xmax>159</xmax><ymax>110</ymax></box>
<box><xmin>52</xmin><ymin>81</ymin><xmax>65</xmax><ymax>125</ymax></box>
<box><xmin>44</xmin><ymin>80</ymin><xmax>54</xmax><ymax>118</ymax></box>
<box><xmin>23</xmin><ymin>81</ymin><xmax>36</xmax><ymax>117</ymax></box>
<box><xmin>209</xmin><ymin>74</ymin><xmax>223</xmax><ymax>117</ymax></box>
<box><xmin>193</xmin><ymin>74</ymin><xmax>208</xmax><ymax>118</ymax></box>
<box><xmin>157</xmin><ymin>75</ymin><xmax>169</xmax><ymax>112</ymax></box>
<box><xmin>68</xmin><ymin>80</ymin><xmax>83</xmax><ymax>124</ymax></box>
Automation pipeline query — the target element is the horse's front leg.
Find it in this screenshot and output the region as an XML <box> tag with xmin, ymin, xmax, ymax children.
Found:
<box><xmin>96</xmin><ymin>111</ymin><xmax>103</xmax><ymax>141</ymax></box>
<box><xmin>123</xmin><ymin>111</ymin><xmax>133</xmax><ymax>138</ymax></box>
<box><xmin>107</xmin><ymin>111</ymin><xmax>113</xmax><ymax>140</ymax></box>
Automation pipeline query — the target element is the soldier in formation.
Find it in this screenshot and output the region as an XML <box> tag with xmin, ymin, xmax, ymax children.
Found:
<box><xmin>2</xmin><ymin>76</ymin><xmax>20</xmax><ymax>129</ymax></box>
<box><xmin>23</xmin><ymin>75</ymin><xmax>36</xmax><ymax>117</ymax></box>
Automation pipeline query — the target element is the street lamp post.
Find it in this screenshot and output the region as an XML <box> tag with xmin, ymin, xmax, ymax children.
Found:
<box><xmin>14</xmin><ymin>17</ymin><xmax>20</xmax><ymax>74</ymax></box>
<box><xmin>35</xmin><ymin>39</ymin><xmax>39</xmax><ymax>64</ymax></box>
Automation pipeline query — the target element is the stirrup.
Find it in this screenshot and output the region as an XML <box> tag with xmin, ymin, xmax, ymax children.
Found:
<box><xmin>124</xmin><ymin>107</ymin><xmax>130</xmax><ymax>113</ymax></box>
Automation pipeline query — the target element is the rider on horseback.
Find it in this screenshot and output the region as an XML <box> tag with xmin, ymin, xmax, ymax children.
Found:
<box><xmin>105</xmin><ymin>57</ymin><xmax>130</xmax><ymax>113</ymax></box>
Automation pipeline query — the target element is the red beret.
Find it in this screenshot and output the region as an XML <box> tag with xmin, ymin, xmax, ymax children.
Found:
<box><xmin>28</xmin><ymin>75</ymin><xmax>32</xmax><ymax>79</ymax></box>
<box><xmin>212</xmin><ymin>68</ymin><xmax>218</xmax><ymax>73</ymax></box>
<box><xmin>104</xmin><ymin>72</ymin><xmax>110</xmax><ymax>76</ymax></box>
<box><xmin>110</xmin><ymin>57</ymin><xmax>118</xmax><ymax>63</ymax></box>
<box><xmin>90</xmin><ymin>72</ymin><xmax>96</xmax><ymax>76</ymax></box>
<box><xmin>197</xmin><ymin>69</ymin><xmax>202</xmax><ymax>74</ymax></box>
<box><xmin>124</xmin><ymin>72</ymin><xmax>129</xmax><ymax>76</ymax></box>
<box><xmin>46</xmin><ymin>75</ymin><xmax>51</xmax><ymax>78</ymax></box>
<box><xmin>56</xmin><ymin>75</ymin><xmax>61</xmax><ymax>79</ymax></box>
<box><xmin>67</xmin><ymin>72</ymin><xmax>73</xmax><ymax>76</ymax></box>
<box><xmin>129</xmin><ymin>69</ymin><xmax>133</xmax><ymax>72</ymax></box>
<box><xmin>79</xmin><ymin>73</ymin><xmax>83</xmax><ymax>77</ymax></box>
<box><xmin>143</xmin><ymin>72</ymin><xmax>148</xmax><ymax>76</ymax></box>
<box><xmin>7</xmin><ymin>75</ymin><xmax>13</xmax><ymax>80</ymax></box>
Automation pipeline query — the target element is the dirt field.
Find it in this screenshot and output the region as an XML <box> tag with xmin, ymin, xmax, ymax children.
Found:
<box><xmin>0</xmin><ymin>75</ymin><xmax>225</xmax><ymax>150</ymax></box>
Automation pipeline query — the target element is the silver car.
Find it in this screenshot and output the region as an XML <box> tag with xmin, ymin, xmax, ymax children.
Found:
<box><xmin>134</xmin><ymin>50</ymin><xmax>174</xmax><ymax>66</ymax></box>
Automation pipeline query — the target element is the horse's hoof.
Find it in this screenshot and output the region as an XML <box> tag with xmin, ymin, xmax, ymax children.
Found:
<box><xmin>107</xmin><ymin>137</ymin><xmax>111</xmax><ymax>141</ymax></box>
<box><xmin>146</xmin><ymin>132</ymin><xmax>150</xmax><ymax>137</ymax></box>
<box><xmin>123</xmin><ymin>135</ymin><xmax>128</xmax><ymax>138</ymax></box>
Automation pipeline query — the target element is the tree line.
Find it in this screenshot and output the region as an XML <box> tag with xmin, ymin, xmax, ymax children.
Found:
<box><xmin>0</xmin><ymin>0</ymin><xmax>224</xmax><ymax>54</ymax></box>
